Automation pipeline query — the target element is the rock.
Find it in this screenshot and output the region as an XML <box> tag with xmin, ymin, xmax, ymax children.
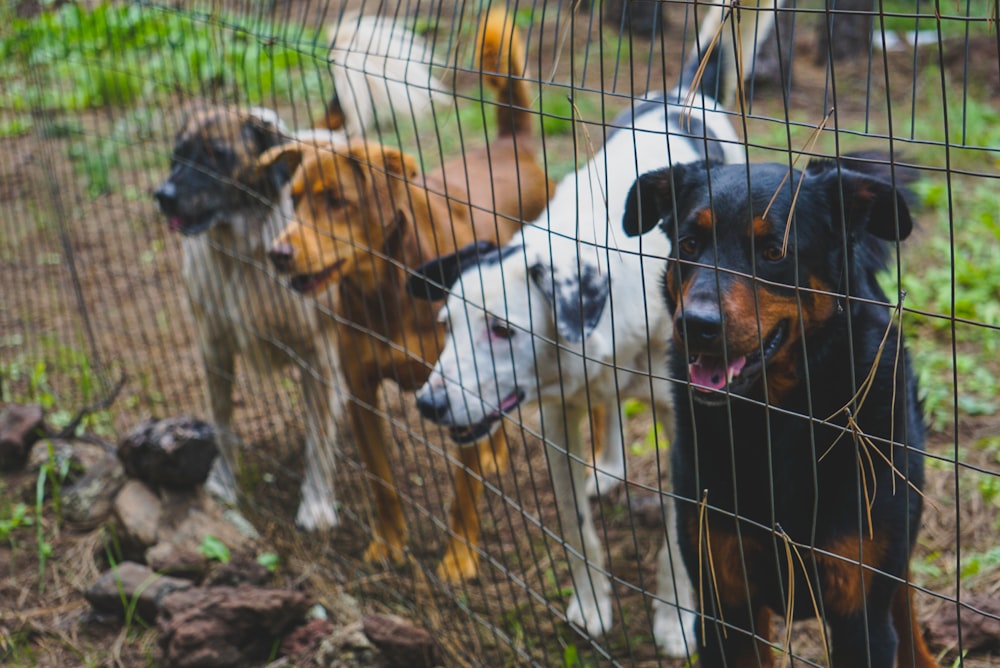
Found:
<box><xmin>158</xmin><ymin>585</ymin><xmax>312</xmax><ymax>668</ymax></box>
<box><xmin>84</xmin><ymin>561</ymin><xmax>192</xmax><ymax>623</ymax></box>
<box><xmin>0</xmin><ymin>404</ymin><xmax>44</xmax><ymax>470</ymax></box>
<box><xmin>113</xmin><ymin>480</ymin><xmax>162</xmax><ymax>558</ymax></box>
<box><xmin>145</xmin><ymin>542</ymin><xmax>208</xmax><ymax>581</ymax></box>
<box><xmin>362</xmin><ymin>613</ymin><xmax>441</xmax><ymax>668</ymax></box>
<box><xmin>63</xmin><ymin>453</ymin><xmax>125</xmax><ymax>528</ymax></box>
<box><xmin>924</xmin><ymin>593</ymin><xmax>1000</xmax><ymax>654</ymax></box>
<box><xmin>317</xmin><ymin>620</ymin><xmax>380</xmax><ymax>668</ymax></box>
<box><xmin>118</xmin><ymin>417</ymin><xmax>218</xmax><ymax>489</ymax></box>
<box><xmin>159</xmin><ymin>487</ymin><xmax>257</xmax><ymax>557</ymax></box>
<box><xmin>204</xmin><ymin>555</ymin><xmax>271</xmax><ymax>587</ymax></box>
<box><xmin>280</xmin><ymin>617</ymin><xmax>335</xmax><ymax>658</ymax></box>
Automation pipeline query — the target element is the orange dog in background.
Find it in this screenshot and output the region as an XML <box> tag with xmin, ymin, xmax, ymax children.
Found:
<box><xmin>260</xmin><ymin>10</ymin><xmax>552</xmax><ymax>580</ymax></box>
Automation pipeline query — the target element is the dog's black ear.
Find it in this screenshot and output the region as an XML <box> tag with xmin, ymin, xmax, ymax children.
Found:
<box><xmin>814</xmin><ymin>163</ymin><xmax>914</xmax><ymax>242</ymax></box>
<box><xmin>622</xmin><ymin>170</ymin><xmax>667</xmax><ymax>237</ymax></box>
<box><xmin>622</xmin><ymin>163</ymin><xmax>706</xmax><ymax>237</ymax></box>
<box><xmin>407</xmin><ymin>241</ymin><xmax>497</xmax><ymax>301</ymax></box>
<box><xmin>529</xmin><ymin>261</ymin><xmax>610</xmax><ymax>343</ymax></box>
<box><xmin>243</xmin><ymin>117</ymin><xmax>292</xmax><ymax>189</ymax></box>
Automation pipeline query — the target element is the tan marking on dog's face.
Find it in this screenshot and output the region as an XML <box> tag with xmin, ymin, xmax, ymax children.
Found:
<box><xmin>695</xmin><ymin>208</ymin><xmax>714</xmax><ymax>232</ymax></box>
<box><xmin>751</xmin><ymin>215</ymin><xmax>771</xmax><ymax>238</ymax></box>
<box><xmin>673</xmin><ymin>270</ymin><xmax>837</xmax><ymax>403</ymax></box>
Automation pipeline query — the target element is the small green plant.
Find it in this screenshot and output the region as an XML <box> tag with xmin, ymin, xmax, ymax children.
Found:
<box><xmin>255</xmin><ymin>551</ymin><xmax>280</xmax><ymax>573</ymax></box>
<box><xmin>199</xmin><ymin>535</ymin><xmax>232</xmax><ymax>564</ymax></box>
<box><xmin>0</xmin><ymin>502</ymin><xmax>33</xmax><ymax>547</ymax></box>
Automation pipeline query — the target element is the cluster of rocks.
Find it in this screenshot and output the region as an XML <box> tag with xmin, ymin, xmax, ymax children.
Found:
<box><xmin>0</xmin><ymin>405</ymin><xmax>442</xmax><ymax>668</ymax></box>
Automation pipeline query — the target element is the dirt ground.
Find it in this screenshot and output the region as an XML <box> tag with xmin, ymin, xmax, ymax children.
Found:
<box><xmin>2</xmin><ymin>1</ymin><xmax>999</xmax><ymax>666</ymax></box>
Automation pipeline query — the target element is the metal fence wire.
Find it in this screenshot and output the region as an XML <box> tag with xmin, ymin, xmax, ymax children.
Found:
<box><xmin>1</xmin><ymin>0</ymin><xmax>998</xmax><ymax>666</ymax></box>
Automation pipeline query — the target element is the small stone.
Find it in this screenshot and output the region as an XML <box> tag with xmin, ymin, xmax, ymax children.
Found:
<box><xmin>84</xmin><ymin>561</ymin><xmax>192</xmax><ymax>623</ymax></box>
<box><xmin>113</xmin><ymin>480</ymin><xmax>162</xmax><ymax>557</ymax></box>
<box><xmin>145</xmin><ymin>542</ymin><xmax>208</xmax><ymax>581</ymax></box>
<box><xmin>0</xmin><ymin>404</ymin><xmax>44</xmax><ymax>471</ymax></box>
<box><xmin>64</xmin><ymin>454</ymin><xmax>125</xmax><ymax>529</ymax></box>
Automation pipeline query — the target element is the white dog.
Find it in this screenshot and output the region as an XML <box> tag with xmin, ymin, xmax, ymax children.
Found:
<box><xmin>154</xmin><ymin>14</ymin><xmax>446</xmax><ymax>530</ymax></box>
<box><xmin>407</xmin><ymin>2</ymin><xmax>781</xmax><ymax>653</ymax></box>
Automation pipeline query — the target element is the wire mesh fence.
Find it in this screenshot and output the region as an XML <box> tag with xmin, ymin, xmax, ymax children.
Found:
<box><xmin>1</xmin><ymin>0</ymin><xmax>998</xmax><ymax>666</ymax></box>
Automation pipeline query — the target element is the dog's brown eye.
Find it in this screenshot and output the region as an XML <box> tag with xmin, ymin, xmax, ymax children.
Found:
<box><xmin>679</xmin><ymin>237</ymin><xmax>698</xmax><ymax>256</ymax></box>
<box><xmin>490</xmin><ymin>320</ymin><xmax>515</xmax><ymax>339</ymax></box>
<box><xmin>325</xmin><ymin>192</ymin><xmax>343</xmax><ymax>210</ymax></box>
<box><xmin>762</xmin><ymin>245</ymin><xmax>784</xmax><ymax>262</ymax></box>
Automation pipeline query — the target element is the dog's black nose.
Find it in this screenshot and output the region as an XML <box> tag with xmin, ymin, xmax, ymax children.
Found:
<box><xmin>154</xmin><ymin>181</ymin><xmax>177</xmax><ymax>212</ymax></box>
<box><xmin>416</xmin><ymin>387</ymin><xmax>450</xmax><ymax>422</ymax></box>
<box><xmin>268</xmin><ymin>243</ymin><xmax>295</xmax><ymax>273</ymax></box>
<box><xmin>677</xmin><ymin>304</ymin><xmax>723</xmax><ymax>346</ymax></box>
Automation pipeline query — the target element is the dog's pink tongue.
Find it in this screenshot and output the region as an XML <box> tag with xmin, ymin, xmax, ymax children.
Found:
<box><xmin>168</xmin><ymin>216</ymin><xmax>185</xmax><ymax>232</ymax></box>
<box><xmin>689</xmin><ymin>355</ymin><xmax>746</xmax><ymax>391</ymax></box>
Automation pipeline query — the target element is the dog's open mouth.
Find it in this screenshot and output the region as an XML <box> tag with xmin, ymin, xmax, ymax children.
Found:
<box><xmin>448</xmin><ymin>389</ymin><xmax>525</xmax><ymax>445</ymax></box>
<box><xmin>289</xmin><ymin>260</ymin><xmax>345</xmax><ymax>294</ymax></box>
<box><xmin>687</xmin><ymin>320</ymin><xmax>789</xmax><ymax>398</ymax></box>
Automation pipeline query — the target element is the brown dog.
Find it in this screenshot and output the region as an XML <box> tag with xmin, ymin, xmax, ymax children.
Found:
<box><xmin>259</xmin><ymin>10</ymin><xmax>553</xmax><ymax>580</ymax></box>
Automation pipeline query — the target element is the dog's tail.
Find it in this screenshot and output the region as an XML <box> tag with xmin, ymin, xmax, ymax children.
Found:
<box><xmin>678</xmin><ymin>0</ymin><xmax>783</xmax><ymax>107</ymax></box>
<box><xmin>322</xmin><ymin>13</ymin><xmax>450</xmax><ymax>138</ymax></box>
<box><xmin>475</xmin><ymin>9</ymin><xmax>535</xmax><ymax>138</ymax></box>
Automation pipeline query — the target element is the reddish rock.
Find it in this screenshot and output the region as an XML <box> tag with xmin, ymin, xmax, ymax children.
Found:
<box><xmin>157</xmin><ymin>585</ymin><xmax>311</xmax><ymax>668</ymax></box>
<box><xmin>0</xmin><ymin>404</ymin><xmax>44</xmax><ymax>470</ymax></box>
<box><xmin>279</xmin><ymin>617</ymin><xmax>335</xmax><ymax>657</ymax></box>
<box><xmin>362</xmin><ymin>613</ymin><xmax>441</xmax><ymax>668</ymax></box>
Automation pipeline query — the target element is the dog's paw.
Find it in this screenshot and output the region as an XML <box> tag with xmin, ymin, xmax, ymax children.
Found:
<box><xmin>565</xmin><ymin>586</ymin><xmax>613</xmax><ymax>637</ymax></box>
<box><xmin>586</xmin><ymin>466</ymin><xmax>624</xmax><ymax>498</ymax></box>
<box><xmin>295</xmin><ymin>500</ymin><xmax>340</xmax><ymax>531</ymax></box>
<box><xmin>362</xmin><ymin>538</ymin><xmax>406</xmax><ymax>567</ymax></box>
<box><xmin>436</xmin><ymin>541</ymin><xmax>480</xmax><ymax>582</ymax></box>
<box><xmin>653</xmin><ymin>601</ymin><xmax>696</xmax><ymax>658</ymax></box>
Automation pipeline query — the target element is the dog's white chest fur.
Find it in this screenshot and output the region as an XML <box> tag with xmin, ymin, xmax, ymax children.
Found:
<box><xmin>181</xmin><ymin>207</ymin><xmax>328</xmax><ymax>373</ymax></box>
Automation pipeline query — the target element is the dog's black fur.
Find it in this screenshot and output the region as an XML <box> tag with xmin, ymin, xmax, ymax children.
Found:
<box><xmin>622</xmin><ymin>157</ymin><xmax>938</xmax><ymax>667</ymax></box>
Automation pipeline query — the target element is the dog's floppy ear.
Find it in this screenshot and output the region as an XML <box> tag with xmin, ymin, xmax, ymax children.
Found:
<box><xmin>407</xmin><ymin>241</ymin><xmax>497</xmax><ymax>301</ymax></box>
<box><xmin>622</xmin><ymin>170</ymin><xmax>667</xmax><ymax>237</ymax></box>
<box><xmin>529</xmin><ymin>261</ymin><xmax>610</xmax><ymax>343</ymax></box>
<box><xmin>811</xmin><ymin>160</ymin><xmax>914</xmax><ymax>241</ymax></box>
<box><xmin>257</xmin><ymin>142</ymin><xmax>305</xmax><ymax>181</ymax></box>
<box><xmin>348</xmin><ymin>142</ymin><xmax>435</xmax><ymax>265</ymax></box>
<box><xmin>244</xmin><ymin>116</ymin><xmax>293</xmax><ymax>190</ymax></box>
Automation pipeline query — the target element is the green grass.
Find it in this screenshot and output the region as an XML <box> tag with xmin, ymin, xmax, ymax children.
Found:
<box><xmin>878</xmin><ymin>0</ymin><xmax>996</xmax><ymax>40</ymax></box>
<box><xmin>0</xmin><ymin>2</ymin><xmax>329</xmax><ymax>138</ymax></box>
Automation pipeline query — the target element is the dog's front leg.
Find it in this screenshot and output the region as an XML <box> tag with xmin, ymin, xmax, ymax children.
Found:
<box><xmin>542</xmin><ymin>403</ymin><xmax>612</xmax><ymax>637</ymax></box>
<box><xmin>296</xmin><ymin>353</ymin><xmax>345</xmax><ymax>531</ymax></box>
<box><xmin>653</xmin><ymin>518</ymin><xmax>697</xmax><ymax>658</ymax></box>
<box><xmin>437</xmin><ymin>428</ymin><xmax>511</xmax><ymax>582</ymax></box>
<box><xmin>346</xmin><ymin>381</ymin><xmax>407</xmax><ymax>566</ymax></box>
<box><xmin>194</xmin><ymin>323</ymin><xmax>239</xmax><ymax>505</ymax></box>
<box><xmin>587</xmin><ymin>403</ymin><xmax>625</xmax><ymax>497</ymax></box>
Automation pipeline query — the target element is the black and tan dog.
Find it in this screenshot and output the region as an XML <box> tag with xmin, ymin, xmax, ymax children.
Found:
<box><xmin>260</xmin><ymin>10</ymin><xmax>553</xmax><ymax>580</ymax></box>
<box><xmin>622</xmin><ymin>157</ymin><xmax>938</xmax><ymax>667</ymax></box>
<box><xmin>154</xmin><ymin>15</ymin><xmax>445</xmax><ymax>530</ymax></box>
